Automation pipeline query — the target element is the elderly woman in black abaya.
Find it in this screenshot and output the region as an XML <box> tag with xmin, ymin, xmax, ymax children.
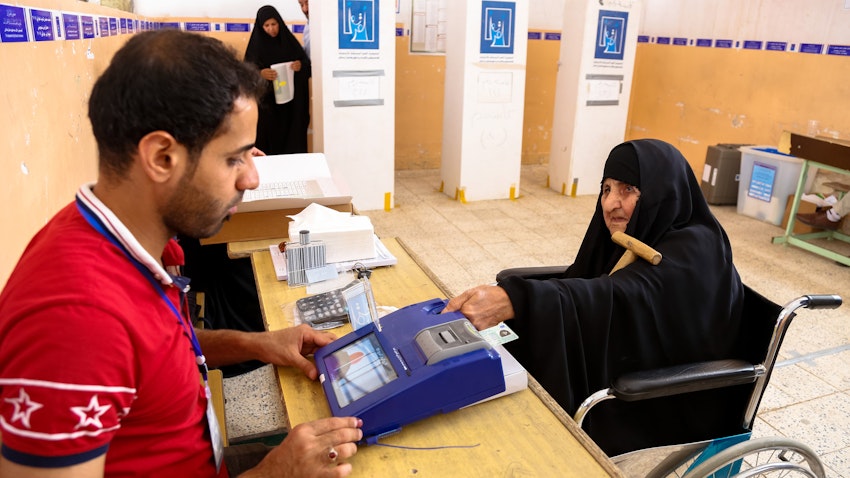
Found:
<box><xmin>244</xmin><ymin>5</ymin><xmax>311</xmax><ymax>154</ymax></box>
<box><xmin>444</xmin><ymin>139</ymin><xmax>746</xmax><ymax>456</ymax></box>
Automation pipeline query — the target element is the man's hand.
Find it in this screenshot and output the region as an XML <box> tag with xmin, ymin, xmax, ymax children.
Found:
<box><xmin>240</xmin><ymin>417</ymin><xmax>363</xmax><ymax>478</ymax></box>
<box><xmin>195</xmin><ymin>325</ymin><xmax>337</xmax><ymax>378</ymax></box>
<box><xmin>254</xmin><ymin>325</ymin><xmax>337</xmax><ymax>380</ymax></box>
<box><xmin>443</xmin><ymin>285</ymin><xmax>515</xmax><ymax>330</ymax></box>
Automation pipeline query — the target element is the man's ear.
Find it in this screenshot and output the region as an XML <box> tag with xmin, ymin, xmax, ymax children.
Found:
<box><xmin>137</xmin><ymin>131</ymin><xmax>185</xmax><ymax>184</ymax></box>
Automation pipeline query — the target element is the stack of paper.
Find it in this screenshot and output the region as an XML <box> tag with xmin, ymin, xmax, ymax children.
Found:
<box><xmin>288</xmin><ymin>203</ymin><xmax>375</xmax><ymax>263</ymax></box>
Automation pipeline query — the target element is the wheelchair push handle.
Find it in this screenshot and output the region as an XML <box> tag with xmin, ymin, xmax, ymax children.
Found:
<box><xmin>802</xmin><ymin>294</ymin><xmax>842</xmax><ymax>310</ymax></box>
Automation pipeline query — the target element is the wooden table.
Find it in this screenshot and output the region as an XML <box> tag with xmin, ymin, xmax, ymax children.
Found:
<box><xmin>773</xmin><ymin>132</ymin><xmax>850</xmax><ymax>266</ymax></box>
<box><xmin>250</xmin><ymin>237</ymin><xmax>622</xmax><ymax>477</ymax></box>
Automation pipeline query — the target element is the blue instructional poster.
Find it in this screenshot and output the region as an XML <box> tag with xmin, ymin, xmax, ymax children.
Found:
<box><xmin>31</xmin><ymin>9</ymin><xmax>54</xmax><ymax>42</ymax></box>
<box><xmin>81</xmin><ymin>15</ymin><xmax>94</xmax><ymax>39</ymax></box>
<box><xmin>0</xmin><ymin>4</ymin><xmax>28</xmax><ymax>42</ymax></box>
<box><xmin>185</xmin><ymin>22</ymin><xmax>211</xmax><ymax>32</ymax></box>
<box><xmin>480</xmin><ymin>1</ymin><xmax>515</xmax><ymax>55</ymax></box>
<box><xmin>63</xmin><ymin>13</ymin><xmax>80</xmax><ymax>40</ymax></box>
<box><xmin>338</xmin><ymin>0</ymin><xmax>379</xmax><ymax>50</ymax></box>
<box><xmin>595</xmin><ymin>9</ymin><xmax>628</xmax><ymax>60</ymax></box>
<box><xmin>225</xmin><ymin>23</ymin><xmax>250</xmax><ymax>32</ymax></box>
<box><xmin>748</xmin><ymin>162</ymin><xmax>777</xmax><ymax>202</ymax></box>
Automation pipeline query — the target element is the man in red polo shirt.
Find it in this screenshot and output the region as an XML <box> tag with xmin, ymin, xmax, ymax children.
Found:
<box><xmin>0</xmin><ymin>30</ymin><xmax>361</xmax><ymax>477</ymax></box>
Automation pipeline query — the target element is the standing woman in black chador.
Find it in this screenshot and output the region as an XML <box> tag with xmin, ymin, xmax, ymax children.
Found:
<box><xmin>244</xmin><ymin>5</ymin><xmax>311</xmax><ymax>154</ymax></box>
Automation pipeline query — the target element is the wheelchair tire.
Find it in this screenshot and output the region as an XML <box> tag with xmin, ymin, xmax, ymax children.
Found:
<box><xmin>682</xmin><ymin>436</ymin><xmax>825</xmax><ymax>478</ymax></box>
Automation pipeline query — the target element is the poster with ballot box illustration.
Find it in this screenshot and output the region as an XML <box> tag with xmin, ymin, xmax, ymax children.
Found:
<box><xmin>480</xmin><ymin>1</ymin><xmax>516</xmax><ymax>55</ymax></box>
<box><xmin>339</xmin><ymin>0</ymin><xmax>379</xmax><ymax>49</ymax></box>
<box><xmin>595</xmin><ymin>9</ymin><xmax>629</xmax><ymax>60</ymax></box>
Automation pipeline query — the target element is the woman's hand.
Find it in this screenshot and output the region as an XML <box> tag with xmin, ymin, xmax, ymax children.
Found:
<box><xmin>292</xmin><ymin>60</ymin><xmax>302</xmax><ymax>72</ymax></box>
<box><xmin>443</xmin><ymin>285</ymin><xmax>515</xmax><ymax>330</ymax></box>
<box><xmin>260</xmin><ymin>68</ymin><xmax>277</xmax><ymax>81</ymax></box>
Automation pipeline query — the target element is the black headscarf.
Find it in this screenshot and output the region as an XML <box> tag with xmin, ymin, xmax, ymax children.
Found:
<box><xmin>244</xmin><ymin>6</ymin><xmax>311</xmax><ymax>154</ymax></box>
<box><xmin>602</xmin><ymin>142</ymin><xmax>641</xmax><ymax>190</ymax></box>
<box><xmin>245</xmin><ymin>6</ymin><xmax>309</xmax><ymax>71</ymax></box>
<box><xmin>499</xmin><ymin>139</ymin><xmax>745</xmax><ymax>455</ymax></box>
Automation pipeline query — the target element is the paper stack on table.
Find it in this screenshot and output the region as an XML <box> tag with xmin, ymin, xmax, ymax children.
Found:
<box><xmin>287</xmin><ymin>203</ymin><xmax>375</xmax><ymax>263</ymax></box>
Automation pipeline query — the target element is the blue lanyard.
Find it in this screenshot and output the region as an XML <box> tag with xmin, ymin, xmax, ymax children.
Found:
<box><xmin>76</xmin><ymin>198</ymin><xmax>209</xmax><ymax>382</ymax></box>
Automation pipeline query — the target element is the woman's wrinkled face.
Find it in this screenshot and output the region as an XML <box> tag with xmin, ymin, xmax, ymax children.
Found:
<box><xmin>263</xmin><ymin>18</ymin><xmax>280</xmax><ymax>38</ymax></box>
<box><xmin>601</xmin><ymin>178</ymin><xmax>641</xmax><ymax>235</ymax></box>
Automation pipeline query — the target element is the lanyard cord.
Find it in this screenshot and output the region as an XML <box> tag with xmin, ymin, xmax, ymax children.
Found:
<box><xmin>76</xmin><ymin>199</ymin><xmax>209</xmax><ymax>383</ymax></box>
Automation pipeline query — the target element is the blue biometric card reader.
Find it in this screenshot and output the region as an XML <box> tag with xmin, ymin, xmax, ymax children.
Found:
<box><xmin>314</xmin><ymin>298</ymin><xmax>506</xmax><ymax>444</ymax></box>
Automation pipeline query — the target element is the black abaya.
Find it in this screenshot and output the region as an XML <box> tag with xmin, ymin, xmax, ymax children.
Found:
<box><xmin>499</xmin><ymin>139</ymin><xmax>747</xmax><ymax>455</ymax></box>
<box><xmin>244</xmin><ymin>6</ymin><xmax>311</xmax><ymax>155</ymax></box>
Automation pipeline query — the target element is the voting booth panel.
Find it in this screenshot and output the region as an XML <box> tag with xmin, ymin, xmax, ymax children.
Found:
<box><xmin>310</xmin><ymin>0</ymin><xmax>396</xmax><ymax>211</ymax></box>
<box><xmin>548</xmin><ymin>0</ymin><xmax>642</xmax><ymax>197</ymax></box>
<box><xmin>440</xmin><ymin>0</ymin><xmax>530</xmax><ymax>202</ymax></box>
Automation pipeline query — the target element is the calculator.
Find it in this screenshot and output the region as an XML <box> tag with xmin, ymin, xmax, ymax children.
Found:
<box><xmin>296</xmin><ymin>281</ymin><xmax>358</xmax><ymax>326</ymax></box>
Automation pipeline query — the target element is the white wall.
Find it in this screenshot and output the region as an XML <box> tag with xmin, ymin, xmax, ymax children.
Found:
<box><xmin>134</xmin><ymin>0</ymin><xmax>850</xmax><ymax>42</ymax></box>
<box><xmin>134</xmin><ymin>0</ymin><xmax>307</xmax><ymax>20</ymax></box>
<box><xmin>135</xmin><ymin>0</ymin><xmax>563</xmax><ymax>29</ymax></box>
<box><xmin>639</xmin><ymin>0</ymin><xmax>850</xmax><ymax>43</ymax></box>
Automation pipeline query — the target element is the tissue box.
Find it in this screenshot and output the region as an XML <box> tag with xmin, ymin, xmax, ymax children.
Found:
<box><xmin>288</xmin><ymin>205</ymin><xmax>376</xmax><ymax>263</ymax></box>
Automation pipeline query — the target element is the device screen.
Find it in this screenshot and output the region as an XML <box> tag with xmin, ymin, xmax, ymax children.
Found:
<box><xmin>324</xmin><ymin>333</ymin><xmax>398</xmax><ymax>408</ymax></box>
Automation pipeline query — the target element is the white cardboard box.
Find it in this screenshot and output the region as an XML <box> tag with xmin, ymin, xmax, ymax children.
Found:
<box><xmin>737</xmin><ymin>146</ymin><xmax>804</xmax><ymax>226</ymax></box>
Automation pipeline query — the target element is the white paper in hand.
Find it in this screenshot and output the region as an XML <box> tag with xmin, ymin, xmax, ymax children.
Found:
<box><xmin>271</xmin><ymin>61</ymin><xmax>294</xmax><ymax>104</ymax></box>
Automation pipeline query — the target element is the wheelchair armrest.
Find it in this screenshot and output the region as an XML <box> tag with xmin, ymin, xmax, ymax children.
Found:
<box><xmin>611</xmin><ymin>359</ymin><xmax>763</xmax><ymax>402</ymax></box>
<box><xmin>496</xmin><ymin>265</ymin><xmax>569</xmax><ymax>282</ymax></box>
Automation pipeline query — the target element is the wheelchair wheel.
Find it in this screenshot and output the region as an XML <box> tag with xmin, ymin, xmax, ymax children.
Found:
<box><xmin>683</xmin><ymin>436</ymin><xmax>825</xmax><ymax>478</ymax></box>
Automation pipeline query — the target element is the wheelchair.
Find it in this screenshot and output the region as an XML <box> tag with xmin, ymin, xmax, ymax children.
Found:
<box><xmin>496</xmin><ymin>265</ymin><xmax>842</xmax><ymax>478</ymax></box>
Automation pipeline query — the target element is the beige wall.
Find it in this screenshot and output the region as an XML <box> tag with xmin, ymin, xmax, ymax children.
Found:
<box><xmin>625</xmin><ymin>43</ymin><xmax>850</xmax><ymax>174</ymax></box>
<box><xmin>393</xmin><ymin>32</ymin><xmax>560</xmax><ymax>170</ymax></box>
<box><xmin>1</xmin><ymin>0</ymin><xmax>117</xmax><ymax>289</ymax></box>
<box><xmin>0</xmin><ymin>1</ymin><xmax>254</xmax><ymax>286</ymax></box>
<box><xmin>1</xmin><ymin>1</ymin><xmax>849</xmax><ymax>286</ymax></box>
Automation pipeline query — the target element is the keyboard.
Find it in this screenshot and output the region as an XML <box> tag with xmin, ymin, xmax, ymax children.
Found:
<box><xmin>244</xmin><ymin>181</ymin><xmax>308</xmax><ymax>201</ymax></box>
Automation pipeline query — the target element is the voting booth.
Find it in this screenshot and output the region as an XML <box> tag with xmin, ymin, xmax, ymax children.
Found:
<box><xmin>310</xmin><ymin>0</ymin><xmax>396</xmax><ymax>211</ymax></box>
<box><xmin>440</xmin><ymin>0</ymin><xmax>530</xmax><ymax>202</ymax></box>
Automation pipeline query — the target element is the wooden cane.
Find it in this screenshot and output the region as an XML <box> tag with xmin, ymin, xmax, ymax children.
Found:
<box><xmin>609</xmin><ymin>231</ymin><xmax>662</xmax><ymax>275</ymax></box>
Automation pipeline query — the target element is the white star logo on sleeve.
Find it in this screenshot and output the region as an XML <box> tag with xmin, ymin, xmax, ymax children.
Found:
<box><xmin>71</xmin><ymin>395</ymin><xmax>112</xmax><ymax>430</ymax></box>
<box><xmin>4</xmin><ymin>388</ymin><xmax>44</xmax><ymax>429</ymax></box>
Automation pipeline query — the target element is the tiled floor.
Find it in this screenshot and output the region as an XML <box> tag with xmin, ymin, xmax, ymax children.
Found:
<box><xmin>361</xmin><ymin>164</ymin><xmax>850</xmax><ymax>476</ymax></box>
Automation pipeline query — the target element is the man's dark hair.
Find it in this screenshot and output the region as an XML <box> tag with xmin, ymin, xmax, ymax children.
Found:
<box><xmin>88</xmin><ymin>30</ymin><xmax>266</xmax><ymax>177</ymax></box>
